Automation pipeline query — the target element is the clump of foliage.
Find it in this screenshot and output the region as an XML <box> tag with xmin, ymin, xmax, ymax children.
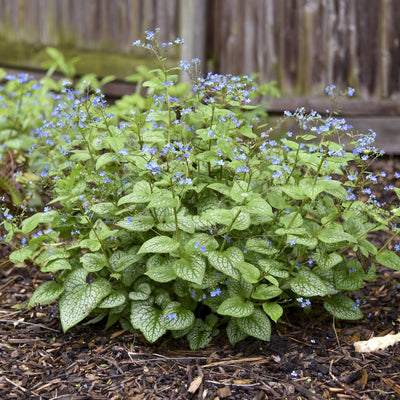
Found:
<box><xmin>2</xmin><ymin>29</ymin><xmax>400</xmax><ymax>349</ymax></box>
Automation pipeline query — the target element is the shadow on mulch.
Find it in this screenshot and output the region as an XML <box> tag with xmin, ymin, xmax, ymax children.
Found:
<box><xmin>1</xmin><ymin>156</ymin><xmax>400</xmax><ymax>400</ymax></box>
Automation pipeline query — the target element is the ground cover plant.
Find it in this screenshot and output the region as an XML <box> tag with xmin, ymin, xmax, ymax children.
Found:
<box><xmin>2</xmin><ymin>29</ymin><xmax>400</xmax><ymax>351</ymax></box>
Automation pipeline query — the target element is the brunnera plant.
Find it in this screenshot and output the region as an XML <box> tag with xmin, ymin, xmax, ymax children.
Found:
<box><xmin>3</xmin><ymin>29</ymin><xmax>400</xmax><ymax>349</ymax></box>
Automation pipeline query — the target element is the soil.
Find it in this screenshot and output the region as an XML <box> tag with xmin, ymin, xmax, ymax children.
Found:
<box><xmin>1</xmin><ymin>156</ymin><xmax>400</xmax><ymax>400</ymax></box>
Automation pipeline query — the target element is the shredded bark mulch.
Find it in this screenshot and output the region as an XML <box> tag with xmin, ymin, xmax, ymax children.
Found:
<box><xmin>1</xmin><ymin>156</ymin><xmax>400</xmax><ymax>400</ymax></box>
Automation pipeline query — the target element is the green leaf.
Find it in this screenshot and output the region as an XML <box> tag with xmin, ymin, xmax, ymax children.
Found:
<box><xmin>80</xmin><ymin>253</ymin><xmax>108</xmax><ymax>272</ymax></box>
<box><xmin>91</xmin><ymin>219</ymin><xmax>118</xmax><ymax>241</ymax></box>
<box><xmin>258</xmin><ymin>259</ymin><xmax>289</xmax><ymax>278</ymax></box>
<box><xmin>98</xmin><ymin>291</ymin><xmax>127</xmax><ymax>308</ymax></box>
<box><xmin>376</xmin><ymin>249</ymin><xmax>400</xmax><ymax>271</ymax></box>
<box><xmin>90</xmin><ymin>202</ymin><xmax>118</xmax><ymax>216</ymax></box>
<box><xmin>146</xmin><ymin>254</ymin><xmax>177</xmax><ymax>282</ymax></box>
<box><xmin>226</xmin><ymin>318</ymin><xmax>248</xmax><ymax>345</ymax></box>
<box><xmin>129</xmin><ymin>282</ymin><xmax>152</xmax><ymax>300</ymax></box>
<box><xmin>79</xmin><ymin>238</ymin><xmax>102</xmax><ymax>251</ymax></box>
<box><xmin>186</xmin><ymin>319</ymin><xmax>214</xmax><ymax>350</ymax></box>
<box><xmin>343</xmin><ymin>218</ymin><xmax>365</xmax><ymax>237</ymax></box>
<box><xmin>323</xmin><ymin>294</ymin><xmax>363</xmax><ymax>320</ymax></box>
<box><xmin>267</xmin><ymin>189</ymin><xmax>288</xmax><ymax>209</ymax></box>
<box><xmin>161</xmin><ymin>302</ymin><xmax>195</xmax><ymax>330</ymax></box>
<box><xmin>217</xmin><ymin>296</ymin><xmax>254</xmax><ymax>317</ymax></box>
<box><xmin>138</xmin><ymin>236</ymin><xmax>180</xmax><ymax>254</ymax></box>
<box><xmin>318</xmin><ymin>228</ymin><xmax>356</xmax><ymax>244</ymax></box>
<box><xmin>207</xmin><ymin>247</ymin><xmax>243</xmax><ymax>279</ymax></box>
<box><xmin>177</xmin><ymin>215</ymin><xmax>195</xmax><ymax>233</ymax></box>
<box><xmin>290</xmin><ymin>269</ymin><xmax>328</xmax><ymax>297</ymax></box>
<box><xmin>245</xmin><ymin>238</ymin><xmax>278</xmax><ymax>255</ymax></box>
<box><xmin>95</xmin><ymin>153</ymin><xmax>116</xmax><ymax>170</ymax></box>
<box><xmin>279</xmin><ymin>212</ymin><xmax>303</xmax><ymax>229</ymax></box>
<box><xmin>230</xmin><ymin>180</ymin><xmax>251</xmax><ymax>203</ymax></box>
<box><xmin>37</xmin><ymin>248</ymin><xmax>70</xmax><ymax>266</ymax></box>
<box><xmin>320</xmin><ymin>180</ymin><xmax>347</xmax><ymax>200</ymax></box>
<box><xmin>252</xmin><ymin>284</ymin><xmax>282</xmax><ymax>300</ymax></box>
<box><xmin>173</xmin><ymin>255</ymin><xmax>206</xmax><ymax>285</ymax></box>
<box><xmin>314</xmin><ymin>251</ymin><xmax>342</xmax><ymax>270</ymax></box>
<box><xmin>130</xmin><ymin>302</ymin><xmax>166</xmax><ymax>343</ymax></box>
<box><xmin>262</xmin><ymin>302</ymin><xmax>283</xmax><ymax>323</ymax></box>
<box><xmin>41</xmin><ymin>258</ymin><xmax>72</xmax><ymax>272</ymax></box>
<box><xmin>9</xmin><ymin>247</ymin><xmax>34</xmax><ymax>263</ymax></box>
<box><xmin>207</xmin><ymin>182</ymin><xmax>231</xmax><ymax>196</ymax></box>
<box><xmin>117</xmin><ymin>215</ymin><xmax>155</xmax><ymax>231</ymax></box>
<box><xmin>21</xmin><ymin>210</ymin><xmax>58</xmax><ymax>233</ymax></box>
<box><xmin>236</xmin><ymin>261</ymin><xmax>261</xmax><ymax>283</ymax></box>
<box><xmin>237</xmin><ymin>308</ymin><xmax>271</xmax><ymax>341</ymax></box>
<box><xmin>59</xmin><ymin>268</ymin><xmax>112</xmax><ymax>332</ymax></box>
<box><xmin>147</xmin><ymin>195</ymin><xmax>180</xmax><ymax>209</ymax></box>
<box><xmin>109</xmin><ymin>249</ymin><xmax>142</xmax><ymax>272</ymax></box>
<box><xmin>200</xmin><ymin>209</ymin><xmax>233</xmax><ymax>226</ymax></box>
<box><xmin>227</xmin><ymin>278</ymin><xmax>253</xmax><ymax>298</ymax></box>
<box><xmin>117</xmin><ymin>181</ymin><xmax>153</xmax><ymax>205</ymax></box>
<box><xmin>281</xmin><ymin>185</ymin><xmax>307</xmax><ymax>200</ymax></box>
<box><xmin>231</xmin><ymin>209</ymin><xmax>251</xmax><ymax>231</ymax></box>
<box><xmin>333</xmin><ymin>261</ymin><xmax>364</xmax><ymax>290</ymax></box>
<box><xmin>243</xmin><ymin>197</ymin><xmax>273</xmax><ymax>216</ymax></box>
<box><xmin>287</xmin><ymin>236</ymin><xmax>318</xmax><ymax>249</ymax></box>
<box><xmin>28</xmin><ymin>281</ymin><xmax>65</xmax><ymax>306</ymax></box>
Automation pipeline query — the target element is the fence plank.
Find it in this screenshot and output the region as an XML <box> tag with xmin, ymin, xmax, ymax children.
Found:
<box><xmin>209</xmin><ymin>0</ymin><xmax>400</xmax><ymax>100</ymax></box>
<box><xmin>0</xmin><ymin>0</ymin><xmax>399</xmax><ymax>101</ymax></box>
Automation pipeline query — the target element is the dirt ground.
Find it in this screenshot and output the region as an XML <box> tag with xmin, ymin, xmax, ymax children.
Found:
<box><xmin>1</xmin><ymin>156</ymin><xmax>400</xmax><ymax>400</ymax></box>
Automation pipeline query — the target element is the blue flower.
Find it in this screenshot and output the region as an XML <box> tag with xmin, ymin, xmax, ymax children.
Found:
<box><xmin>237</xmin><ymin>166</ymin><xmax>249</xmax><ymax>173</ymax></box>
<box><xmin>210</xmin><ymin>288</ymin><xmax>222</xmax><ymax>297</ymax></box>
<box><xmin>347</xmin><ymin>87</ymin><xmax>356</xmax><ymax>96</ymax></box>
<box><xmin>347</xmin><ymin>174</ymin><xmax>356</xmax><ymax>181</ymax></box>
<box><xmin>163</xmin><ymin>313</ymin><xmax>177</xmax><ymax>321</ymax></box>
<box><xmin>145</xmin><ymin>161</ymin><xmax>161</xmax><ymax>175</ymax></box>
<box><xmin>180</xmin><ymin>60</ymin><xmax>190</xmax><ymax>71</ymax></box>
<box><xmin>325</xmin><ymin>84</ymin><xmax>336</xmax><ymax>96</ymax></box>
<box><xmin>297</xmin><ymin>297</ymin><xmax>311</xmax><ymax>308</ymax></box>
<box><xmin>195</xmin><ymin>241</ymin><xmax>206</xmax><ymax>251</ymax></box>
<box><xmin>119</xmin><ymin>149</ymin><xmax>128</xmax><ymax>156</ymax></box>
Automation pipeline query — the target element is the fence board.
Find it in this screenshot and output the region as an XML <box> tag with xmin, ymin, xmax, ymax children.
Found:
<box><xmin>0</xmin><ymin>0</ymin><xmax>399</xmax><ymax>102</ymax></box>
<box><xmin>209</xmin><ymin>0</ymin><xmax>400</xmax><ymax>99</ymax></box>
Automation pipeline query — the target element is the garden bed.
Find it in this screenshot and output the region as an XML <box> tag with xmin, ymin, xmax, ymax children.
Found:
<box><xmin>1</xmin><ymin>156</ymin><xmax>400</xmax><ymax>400</ymax></box>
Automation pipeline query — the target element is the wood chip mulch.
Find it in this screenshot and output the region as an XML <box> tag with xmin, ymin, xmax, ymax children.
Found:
<box><xmin>1</xmin><ymin>156</ymin><xmax>400</xmax><ymax>400</ymax></box>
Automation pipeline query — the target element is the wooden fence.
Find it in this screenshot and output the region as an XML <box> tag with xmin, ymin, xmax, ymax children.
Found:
<box><xmin>0</xmin><ymin>0</ymin><xmax>399</xmax><ymax>103</ymax></box>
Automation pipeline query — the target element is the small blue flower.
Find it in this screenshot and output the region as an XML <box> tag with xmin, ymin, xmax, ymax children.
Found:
<box><xmin>163</xmin><ymin>313</ymin><xmax>177</xmax><ymax>321</ymax></box>
<box><xmin>347</xmin><ymin>87</ymin><xmax>356</xmax><ymax>96</ymax></box>
<box><xmin>210</xmin><ymin>288</ymin><xmax>222</xmax><ymax>297</ymax></box>
<box><xmin>180</xmin><ymin>60</ymin><xmax>190</xmax><ymax>71</ymax></box>
<box><xmin>325</xmin><ymin>84</ymin><xmax>336</xmax><ymax>96</ymax></box>
<box><xmin>347</xmin><ymin>174</ymin><xmax>356</xmax><ymax>181</ymax></box>
<box><xmin>119</xmin><ymin>149</ymin><xmax>128</xmax><ymax>156</ymax></box>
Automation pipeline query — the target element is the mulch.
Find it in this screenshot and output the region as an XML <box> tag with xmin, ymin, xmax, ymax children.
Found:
<box><xmin>1</xmin><ymin>156</ymin><xmax>400</xmax><ymax>400</ymax></box>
